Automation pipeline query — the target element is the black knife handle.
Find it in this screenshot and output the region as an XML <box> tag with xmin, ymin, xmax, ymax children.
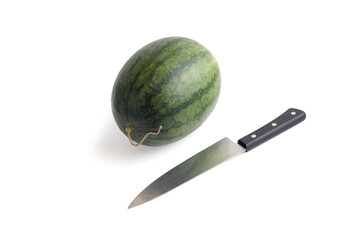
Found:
<box><xmin>238</xmin><ymin>108</ymin><xmax>306</xmax><ymax>151</ymax></box>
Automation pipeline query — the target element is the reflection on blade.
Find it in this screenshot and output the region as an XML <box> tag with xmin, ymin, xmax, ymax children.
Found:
<box><xmin>128</xmin><ymin>137</ymin><xmax>245</xmax><ymax>208</ymax></box>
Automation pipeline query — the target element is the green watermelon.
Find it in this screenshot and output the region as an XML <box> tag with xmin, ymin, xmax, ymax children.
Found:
<box><xmin>111</xmin><ymin>37</ymin><xmax>221</xmax><ymax>146</ymax></box>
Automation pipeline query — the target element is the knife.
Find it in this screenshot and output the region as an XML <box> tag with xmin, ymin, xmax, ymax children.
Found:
<box><xmin>128</xmin><ymin>108</ymin><xmax>306</xmax><ymax>208</ymax></box>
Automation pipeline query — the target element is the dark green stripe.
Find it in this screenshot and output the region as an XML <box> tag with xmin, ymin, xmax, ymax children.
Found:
<box><xmin>148</xmin><ymin>51</ymin><xmax>213</xmax><ymax>117</ymax></box>
<box><xmin>125</xmin><ymin>38</ymin><xmax>180</xmax><ymax>77</ymax></box>
<box><xmin>141</xmin><ymin>51</ymin><xmax>210</xmax><ymax>117</ymax></box>
<box><xmin>126</xmin><ymin>37</ymin><xmax>190</xmax><ymax>81</ymax></box>
<box><xmin>123</xmin><ymin>38</ymin><xmax>184</xmax><ymax>122</ymax></box>
<box><xmin>160</xmin><ymin>63</ymin><xmax>220</xmax><ymax>134</ymax></box>
<box><xmin>126</xmin><ymin>38</ymin><xmax>203</xmax><ymax>120</ymax></box>
<box><xmin>165</xmin><ymin>80</ymin><xmax>220</xmax><ymax>133</ymax></box>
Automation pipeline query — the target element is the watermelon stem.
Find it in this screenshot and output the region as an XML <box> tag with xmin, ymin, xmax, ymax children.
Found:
<box><xmin>126</xmin><ymin>125</ymin><xmax>162</xmax><ymax>146</ymax></box>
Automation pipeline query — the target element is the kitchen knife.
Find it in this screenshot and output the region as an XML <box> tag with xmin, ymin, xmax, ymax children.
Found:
<box><xmin>128</xmin><ymin>108</ymin><xmax>306</xmax><ymax>208</ymax></box>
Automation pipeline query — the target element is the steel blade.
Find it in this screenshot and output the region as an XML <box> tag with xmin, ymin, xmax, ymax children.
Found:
<box><xmin>128</xmin><ymin>137</ymin><xmax>245</xmax><ymax>208</ymax></box>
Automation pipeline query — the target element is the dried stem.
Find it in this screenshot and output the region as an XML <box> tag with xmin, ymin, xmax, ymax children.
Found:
<box><xmin>126</xmin><ymin>125</ymin><xmax>162</xmax><ymax>146</ymax></box>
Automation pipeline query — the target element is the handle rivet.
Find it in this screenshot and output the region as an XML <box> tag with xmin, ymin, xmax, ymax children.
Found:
<box><xmin>291</xmin><ymin>111</ymin><xmax>296</xmax><ymax>115</ymax></box>
<box><xmin>272</xmin><ymin>123</ymin><xmax>277</xmax><ymax>126</ymax></box>
<box><xmin>251</xmin><ymin>134</ymin><xmax>257</xmax><ymax>138</ymax></box>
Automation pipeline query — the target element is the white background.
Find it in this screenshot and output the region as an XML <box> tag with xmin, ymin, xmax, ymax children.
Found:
<box><xmin>1</xmin><ymin>0</ymin><xmax>359</xmax><ymax>239</ymax></box>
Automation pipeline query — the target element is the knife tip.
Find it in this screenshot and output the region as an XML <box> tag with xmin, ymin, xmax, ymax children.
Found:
<box><xmin>128</xmin><ymin>197</ymin><xmax>145</xmax><ymax>209</ymax></box>
<box><xmin>128</xmin><ymin>202</ymin><xmax>136</xmax><ymax>209</ymax></box>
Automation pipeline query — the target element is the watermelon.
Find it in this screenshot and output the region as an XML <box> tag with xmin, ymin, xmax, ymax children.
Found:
<box><xmin>111</xmin><ymin>37</ymin><xmax>221</xmax><ymax>146</ymax></box>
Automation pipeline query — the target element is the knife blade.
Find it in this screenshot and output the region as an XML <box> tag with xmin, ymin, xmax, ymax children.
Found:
<box><xmin>128</xmin><ymin>108</ymin><xmax>306</xmax><ymax>208</ymax></box>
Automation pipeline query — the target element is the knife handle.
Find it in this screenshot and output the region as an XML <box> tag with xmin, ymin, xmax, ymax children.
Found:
<box><xmin>238</xmin><ymin>108</ymin><xmax>306</xmax><ymax>151</ymax></box>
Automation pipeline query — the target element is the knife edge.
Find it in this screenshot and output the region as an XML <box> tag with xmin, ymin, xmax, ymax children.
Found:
<box><xmin>128</xmin><ymin>138</ymin><xmax>245</xmax><ymax>208</ymax></box>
